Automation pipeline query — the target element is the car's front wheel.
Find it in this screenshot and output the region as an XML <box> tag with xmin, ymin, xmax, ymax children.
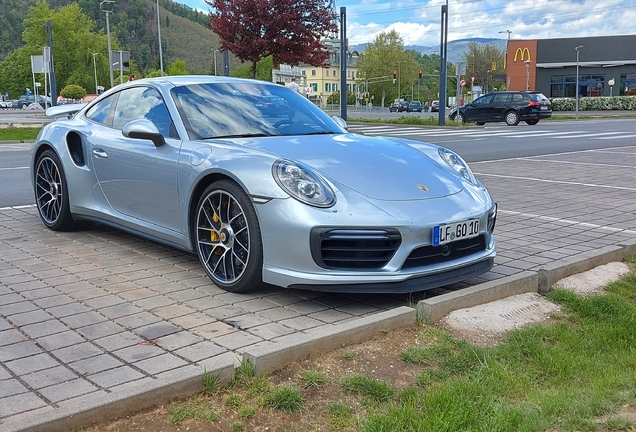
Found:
<box><xmin>458</xmin><ymin>113</ymin><xmax>466</xmax><ymax>123</ymax></box>
<box><xmin>195</xmin><ymin>180</ymin><xmax>263</xmax><ymax>293</ymax></box>
<box><xmin>505</xmin><ymin>111</ymin><xmax>520</xmax><ymax>126</ymax></box>
<box><xmin>34</xmin><ymin>149</ymin><xmax>76</xmax><ymax>231</ymax></box>
<box><xmin>525</xmin><ymin>119</ymin><xmax>539</xmax><ymax>125</ymax></box>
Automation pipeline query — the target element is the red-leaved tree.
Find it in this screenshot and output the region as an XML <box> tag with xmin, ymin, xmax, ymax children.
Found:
<box><xmin>207</xmin><ymin>0</ymin><xmax>338</xmax><ymax>78</ymax></box>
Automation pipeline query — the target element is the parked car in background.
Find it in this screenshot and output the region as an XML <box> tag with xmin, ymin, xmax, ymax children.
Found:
<box><xmin>32</xmin><ymin>75</ymin><xmax>496</xmax><ymax>294</ymax></box>
<box><xmin>17</xmin><ymin>94</ymin><xmax>51</xmax><ymax>109</ymax></box>
<box><xmin>407</xmin><ymin>101</ymin><xmax>423</xmax><ymax>112</ymax></box>
<box><xmin>449</xmin><ymin>91</ymin><xmax>552</xmax><ymax>126</ymax></box>
<box><xmin>389</xmin><ymin>102</ymin><xmax>399</xmax><ymax>112</ymax></box>
<box><xmin>0</xmin><ymin>96</ymin><xmax>13</xmax><ymax>109</ymax></box>
<box><xmin>397</xmin><ymin>101</ymin><xmax>409</xmax><ymax>112</ymax></box>
<box><xmin>430</xmin><ymin>100</ymin><xmax>440</xmax><ymax>112</ymax></box>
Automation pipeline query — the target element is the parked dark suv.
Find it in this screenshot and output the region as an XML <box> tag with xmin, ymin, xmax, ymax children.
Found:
<box><xmin>450</xmin><ymin>91</ymin><xmax>552</xmax><ymax>126</ymax></box>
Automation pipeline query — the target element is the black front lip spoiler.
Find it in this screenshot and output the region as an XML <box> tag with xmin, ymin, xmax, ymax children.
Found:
<box><xmin>287</xmin><ymin>258</ymin><xmax>494</xmax><ymax>294</ymax></box>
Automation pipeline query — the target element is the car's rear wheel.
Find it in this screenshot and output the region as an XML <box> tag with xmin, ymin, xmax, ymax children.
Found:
<box><xmin>476</xmin><ymin>122</ymin><xmax>486</xmax><ymax>126</ymax></box>
<box><xmin>195</xmin><ymin>180</ymin><xmax>263</xmax><ymax>293</ymax></box>
<box><xmin>525</xmin><ymin>119</ymin><xmax>539</xmax><ymax>125</ymax></box>
<box><xmin>34</xmin><ymin>149</ymin><xmax>76</xmax><ymax>231</ymax></box>
<box><xmin>505</xmin><ymin>111</ymin><xmax>520</xmax><ymax>126</ymax></box>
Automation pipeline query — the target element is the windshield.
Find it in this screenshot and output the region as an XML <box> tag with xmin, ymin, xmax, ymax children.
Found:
<box><xmin>170</xmin><ymin>82</ymin><xmax>345</xmax><ymax>140</ymax></box>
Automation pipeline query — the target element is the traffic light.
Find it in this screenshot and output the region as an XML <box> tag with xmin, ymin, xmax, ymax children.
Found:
<box><xmin>419</xmin><ymin>70</ymin><xmax>422</xmax><ymax>79</ymax></box>
<box><xmin>393</xmin><ymin>70</ymin><xmax>397</xmax><ymax>84</ymax></box>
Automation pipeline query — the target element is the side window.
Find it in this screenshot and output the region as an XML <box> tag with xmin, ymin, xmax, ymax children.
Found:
<box><xmin>112</xmin><ymin>87</ymin><xmax>177</xmax><ymax>138</ymax></box>
<box><xmin>85</xmin><ymin>94</ymin><xmax>116</xmax><ymax>125</ymax></box>
<box><xmin>474</xmin><ymin>95</ymin><xmax>492</xmax><ymax>106</ymax></box>
<box><xmin>513</xmin><ymin>93</ymin><xmax>524</xmax><ymax>102</ymax></box>
<box><xmin>493</xmin><ymin>93</ymin><xmax>508</xmax><ymax>103</ymax></box>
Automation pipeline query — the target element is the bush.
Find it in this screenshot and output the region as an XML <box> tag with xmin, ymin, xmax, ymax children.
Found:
<box><xmin>60</xmin><ymin>84</ymin><xmax>86</xmax><ymax>100</ymax></box>
<box><xmin>550</xmin><ymin>95</ymin><xmax>636</xmax><ymax>111</ymax></box>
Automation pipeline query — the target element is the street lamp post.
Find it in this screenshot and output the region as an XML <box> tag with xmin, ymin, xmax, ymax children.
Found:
<box><xmin>398</xmin><ymin>60</ymin><xmax>407</xmax><ymax>101</ymax></box>
<box><xmin>609</xmin><ymin>78</ymin><xmax>615</xmax><ymax>96</ymax></box>
<box><xmin>100</xmin><ymin>0</ymin><xmax>115</xmax><ymax>89</ymax></box>
<box><xmin>212</xmin><ymin>49</ymin><xmax>220</xmax><ymax>75</ymax></box>
<box><xmin>90</xmin><ymin>52</ymin><xmax>99</xmax><ymax>94</ymax></box>
<box><xmin>575</xmin><ymin>45</ymin><xmax>584</xmax><ymax>120</ymax></box>
<box><xmin>499</xmin><ymin>30</ymin><xmax>511</xmax><ymax>89</ymax></box>
<box><xmin>525</xmin><ymin>60</ymin><xmax>531</xmax><ymax>91</ymax></box>
<box><xmin>156</xmin><ymin>0</ymin><xmax>164</xmax><ymax>76</ymax></box>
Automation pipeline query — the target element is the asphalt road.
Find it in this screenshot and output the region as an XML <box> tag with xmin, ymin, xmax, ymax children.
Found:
<box><xmin>3</xmin><ymin>117</ymin><xmax>636</xmax><ymax>208</ymax></box>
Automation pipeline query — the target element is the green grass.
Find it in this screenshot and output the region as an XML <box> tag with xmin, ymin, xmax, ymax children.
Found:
<box><xmin>167</xmin><ymin>395</ymin><xmax>218</xmax><ymax>424</ymax></box>
<box><xmin>263</xmin><ymin>385</ymin><xmax>304</xmax><ymax>413</ymax></box>
<box><xmin>0</xmin><ymin>127</ymin><xmax>41</xmax><ymax>142</ymax></box>
<box><xmin>340</xmin><ymin>374</ymin><xmax>395</xmax><ymax>403</ymax></box>
<box><xmin>298</xmin><ymin>369</ymin><xmax>328</xmax><ymax>388</ymax></box>
<box><xmin>360</xmin><ymin>258</ymin><xmax>636</xmax><ymax>432</ymax></box>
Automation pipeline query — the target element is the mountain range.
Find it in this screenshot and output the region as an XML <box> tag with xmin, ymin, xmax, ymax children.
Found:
<box><xmin>350</xmin><ymin>38</ymin><xmax>507</xmax><ymax>65</ymax></box>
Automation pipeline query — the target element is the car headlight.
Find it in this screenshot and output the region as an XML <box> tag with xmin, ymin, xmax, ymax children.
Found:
<box><xmin>272</xmin><ymin>160</ymin><xmax>336</xmax><ymax>208</ymax></box>
<box><xmin>438</xmin><ymin>148</ymin><xmax>478</xmax><ymax>186</ymax></box>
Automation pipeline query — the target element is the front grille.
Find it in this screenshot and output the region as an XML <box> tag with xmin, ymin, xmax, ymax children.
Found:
<box><xmin>402</xmin><ymin>235</ymin><xmax>487</xmax><ymax>269</ymax></box>
<box><xmin>311</xmin><ymin>228</ymin><xmax>402</xmax><ymax>270</ymax></box>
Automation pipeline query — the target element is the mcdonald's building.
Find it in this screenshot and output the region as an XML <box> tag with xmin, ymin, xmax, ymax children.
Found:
<box><xmin>506</xmin><ymin>35</ymin><xmax>636</xmax><ymax>97</ymax></box>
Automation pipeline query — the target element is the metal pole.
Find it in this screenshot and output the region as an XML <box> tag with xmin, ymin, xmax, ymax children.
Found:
<box><xmin>91</xmin><ymin>52</ymin><xmax>98</xmax><ymax>94</ymax></box>
<box><xmin>499</xmin><ymin>30</ymin><xmax>511</xmax><ymax>89</ymax></box>
<box><xmin>575</xmin><ymin>45</ymin><xmax>583</xmax><ymax>120</ymax></box>
<box><xmin>106</xmin><ymin>11</ymin><xmax>113</xmax><ymax>88</ymax></box>
<box><xmin>45</xmin><ymin>21</ymin><xmax>57</xmax><ymax>106</ymax></box>
<box><xmin>525</xmin><ymin>60</ymin><xmax>530</xmax><ymax>91</ymax></box>
<box><xmin>438</xmin><ymin>0</ymin><xmax>448</xmax><ymax>125</ymax></box>
<box><xmin>339</xmin><ymin>7</ymin><xmax>347</xmax><ymax>120</ymax></box>
<box><xmin>157</xmin><ymin>0</ymin><xmax>164</xmax><ymax>76</ymax></box>
<box><xmin>213</xmin><ymin>50</ymin><xmax>218</xmax><ymax>75</ymax></box>
<box><xmin>120</xmin><ymin>51</ymin><xmax>123</xmax><ymax>84</ymax></box>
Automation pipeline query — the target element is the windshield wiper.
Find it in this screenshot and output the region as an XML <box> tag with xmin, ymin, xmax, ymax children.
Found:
<box><xmin>202</xmin><ymin>133</ymin><xmax>275</xmax><ymax>139</ymax></box>
<box><xmin>303</xmin><ymin>131</ymin><xmax>338</xmax><ymax>136</ymax></box>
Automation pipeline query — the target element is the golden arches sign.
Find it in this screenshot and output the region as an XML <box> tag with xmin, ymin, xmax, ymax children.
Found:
<box><xmin>513</xmin><ymin>47</ymin><xmax>531</xmax><ymax>62</ymax></box>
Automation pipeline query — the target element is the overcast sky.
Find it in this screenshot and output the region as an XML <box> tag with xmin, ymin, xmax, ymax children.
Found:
<box><xmin>178</xmin><ymin>0</ymin><xmax>636</xmax><ymax>47</ymax></box>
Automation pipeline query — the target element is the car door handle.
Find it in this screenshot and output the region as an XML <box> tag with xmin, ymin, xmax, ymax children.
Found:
<box><xmin>92</xmin><ymin>149</ymin><xmax>108</xmax><ymax>158</ymax></box>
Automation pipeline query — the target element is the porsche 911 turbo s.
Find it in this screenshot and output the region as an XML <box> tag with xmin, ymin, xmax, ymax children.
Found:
<box><xmin>32</xmin><ymin>76</ymin><xmax>497</xmax><ymax>293</ymax></box>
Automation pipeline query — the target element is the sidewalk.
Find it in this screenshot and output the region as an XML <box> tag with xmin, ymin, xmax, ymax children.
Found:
<box><xmin>1</xmin><ymin>124</ymin><xmax>636</xmax><ymax>432</ymax></box>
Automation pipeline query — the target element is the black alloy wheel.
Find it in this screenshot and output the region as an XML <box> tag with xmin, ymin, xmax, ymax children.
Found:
<box><xmin>195</xmin><ymin>180</ymin><xmax>264</xmax><ymax>293</ymax></box>
<box><xmin>34</xmin><ymin>149</ymin><xmax>76</xmax><ymax>231</ymax></box>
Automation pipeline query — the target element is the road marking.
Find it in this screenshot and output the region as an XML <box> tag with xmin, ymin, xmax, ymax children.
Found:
<box><xmin>0</xmin><ymin>204</ymin><xmax>36</xmax><ymax>211</ymax></box>
<box><xmin>550</xmin><ymin>132</ymin><xmax>625</xmax><ymax>139</ymax></box>
<box><xmin>592</xmin><ymin>134</ymin><xmax>636</xmax><ymax>140</ymax></box>
<box><xmin>499</xmin><ymin>210</ymin><xmax>636</xmax><ymax>235</ymax></box>
<box><xmin>0</xmin><ymin>166</ymin><xmax>29</xmax><ymax>171</ymax></box>
<box><xmin>473</xmin><ymin>172</ymin><xmax>636</xmax><ymax>192</ymax></box>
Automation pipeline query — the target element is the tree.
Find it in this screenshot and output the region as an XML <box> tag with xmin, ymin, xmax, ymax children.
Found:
<box><xmin>463</xmin><ymin>42</ymin><xmax>505</xmax><ymax>94</ymax></box>
<box><xmin>207</xmin><ymin>0</ymin><xmax>338</xmax><ymax>78</ymax></box>
<box><xmin>354</xmin><ymin>30</ymin><xmax>419</xmax><ymax>107</ymax></box>
<box><xmin>229</xmin><ymin>55</ymin><xmax>273</xmax><ymax>81</ymax></box>
<box><xmin>167</xmin><ymin>59</ymin><xmax>188</xmax><ymax>75</ymax></box>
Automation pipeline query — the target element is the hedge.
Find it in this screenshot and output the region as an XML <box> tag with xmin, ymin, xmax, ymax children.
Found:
<box><xmin>550</xmin><ymin>96</ymin><xmax>636</xmax><ymax>111</ymax></box>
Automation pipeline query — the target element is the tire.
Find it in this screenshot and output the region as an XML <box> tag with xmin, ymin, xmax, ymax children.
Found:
<box><xmin>525</xmin><ymin>119</ymin><xmax>539</xmax><ymax>125</ymax></box>
<box><xmin>21</xmin><ymin>103</ymin><xmax>28</xmax><ymax>109</ymax></box>
<box><xmin>195</xmin><ymin>180</ymin><xmax>263</xmax><ymax>293</ymax></box>
<box><xmin>505</xmin><ymin>111</ymin><xmax>520</xmax><ymax>126</ymax></box>
<box><xmin>34</xmin><ymin>149</ymin><xmax>76</xmax><ymax>231</ymax></box>
<box><xmin>458</xmin><ymin>113</ymin><xmax>466</xmax><ymax>123</ymax></box>
<box><xmin>476</xmin><ymin>122</ymin><xmax>486</xmax><ymax>126</ymax></box>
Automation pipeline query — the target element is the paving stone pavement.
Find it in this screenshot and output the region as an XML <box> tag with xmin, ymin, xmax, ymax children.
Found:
<box><xmin>1</xmin><ymin>143</ymin><xmax>635</xmax><ymax>431</ymax></box>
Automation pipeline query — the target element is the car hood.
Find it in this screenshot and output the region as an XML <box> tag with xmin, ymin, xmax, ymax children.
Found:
<box><xmin>239</xmin><ymin>133</ymin><xmax>464</xmax><ymax>201</ymax></box>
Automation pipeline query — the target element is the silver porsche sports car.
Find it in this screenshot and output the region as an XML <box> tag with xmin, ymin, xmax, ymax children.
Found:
<box><xmin>31</xmin><ymin>76</ymin><xmax>496</xmax><ymax>293</ymax></box>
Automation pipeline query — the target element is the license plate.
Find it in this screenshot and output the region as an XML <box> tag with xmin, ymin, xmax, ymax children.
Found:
<box><xmin>541</xmin><ymin>106</ymin><xmax>548</xmax><ymax>110</ymax></box>
<box><xmin>433</xmin><ymin>219</ymin><xmax>480</xmax><ymax>246</ymax></box>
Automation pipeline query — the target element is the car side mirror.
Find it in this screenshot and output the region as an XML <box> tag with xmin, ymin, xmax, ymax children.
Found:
<box><xmin>331</xmin><ymin>116</ymin><xmax>348</xmax><ymax>130</ymax></box>
<box><xmin>122</xmin><ymin>119</ymin><xmax>165</xmax><ymax>147</ymax></box>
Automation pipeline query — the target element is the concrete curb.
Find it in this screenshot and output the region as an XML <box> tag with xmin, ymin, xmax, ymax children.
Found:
<box><xmin>417</xmin><ymin>271</ymin><xmax>538</xmax><ymax>324</ymax></box>
<box><xmin>243</xmin><ymin>306</ymin><xmax>416</xmax><ymax>376</ymax></box>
